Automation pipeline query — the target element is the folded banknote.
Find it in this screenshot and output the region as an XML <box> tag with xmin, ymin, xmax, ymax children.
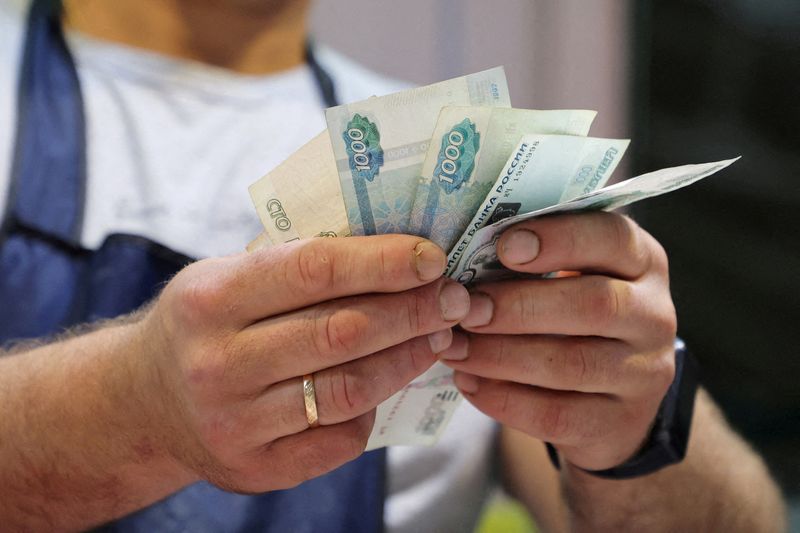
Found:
<box><xmin>246</xmin><ymin>67</ymin><xmax>739</xmax><ymax>449</ymax></box>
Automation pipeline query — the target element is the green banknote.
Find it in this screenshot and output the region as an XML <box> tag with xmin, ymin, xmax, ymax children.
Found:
<box><xmin>449</xmin><ymin>158</ymin><xmax>739</xmax><ymax>284</ymax></box>
<box><xmin>408</xmin><ymin>106</ymin><xmax>597</xmax><ymax>251</ymax></box>
<box><xmin>325</xmin><ymin>67</ymin><xmax>511</xmax><ymax>236</ymax></box>
<box><xmin>446</xmin><ymin>134</ymin><xmax>630</xmax><ymax>274</ymax></box>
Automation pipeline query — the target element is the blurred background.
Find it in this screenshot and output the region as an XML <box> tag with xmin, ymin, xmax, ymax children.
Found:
<box><xmin>313</xmin><ymin>0</ymin><xmax>799</xmax><ymax>531</ymax></box>
<box><xmin>312</xmin><ymin>0</ymin><xmax>631</xmax><ymax>139</ymax></box>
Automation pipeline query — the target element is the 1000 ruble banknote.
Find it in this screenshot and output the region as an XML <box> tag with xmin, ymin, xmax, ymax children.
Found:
<box><xmin>326</xmin><ymin>67</ymin><xmax>511</xmax><ymax>236</ymax></box>
<box><xmin>245</xmin><ymin>66</ymin><xmax>740</xmax><ymax>448</ymax></box>
<box><xmin>409</xmin><ymin>106</ymin><xmax>597</xmax><ymax>251</ymax></box>
<box><xmin>446</xmin><ymin>134</ymin><xmax>631</xmax><ymax>274</ymax></box>
<box><xmin>448</xmin><ymin>158</ymin><xmax>740</xmax><ymax>284</ymax></box>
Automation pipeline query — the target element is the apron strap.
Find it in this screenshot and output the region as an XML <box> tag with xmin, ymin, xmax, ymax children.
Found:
<box><xmin>2</xmin><ymin>3</ymin><xmax>389</xmax><ymax>532</ymax></box>
<box><xmin>306</xmin><ymin>41</ymin><xmax>339</xmax><ymax>108</ymax></box>
<box><xmin>5</xmin><ymin>0</ymin><xmax>85</xmax><ymax>245</ymax></box>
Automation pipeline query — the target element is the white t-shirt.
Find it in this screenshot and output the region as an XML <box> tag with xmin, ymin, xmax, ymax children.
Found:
<box><xmin>0</xmin><ymin>1</ymin><xmax>496</xmax><ymax>531</ymax></box>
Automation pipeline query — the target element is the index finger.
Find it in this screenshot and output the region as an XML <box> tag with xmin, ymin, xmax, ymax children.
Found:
<box><xmin>197</xmin><ymin>235</ymin><xmax>446</xmax><ymax>325</ymax></box>
<box><xmin>496</xmin><ymin>212</ymin><xmax>667</xmax><ymax>281</ymax></box>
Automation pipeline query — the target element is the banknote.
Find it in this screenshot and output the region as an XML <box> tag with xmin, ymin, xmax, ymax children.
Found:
<box><xmin>248</xmin><ymin>131</ymin><xmax>348</xmax><ymax>245</ymax></box>
<box><xmin>244</xmin><ymin>63</ymin><xmax>740</xmax><ymax>447</ymax></box>
<box><xmin>446</xmin><ymin>134</ymin><xmax>630</xmax><ymax>274</ymax></box>
<box><xmin>366</xmin><ymin>362</ymin><xmax>462</xmax><ymax>450</ymax></box>
<box><xmin>326</xmin><ymin>67</ymin><xmax>511</xmax><ymax>236</ymax></box>
<box><xmin>408</xmin><ymin>107</ymin><xmax>597</xmax><ymax>251</ymax></box>
<box><xmin>449</xmin><ymin>158</ymin><xmax>740</xmax><ymax>284</ymax></box>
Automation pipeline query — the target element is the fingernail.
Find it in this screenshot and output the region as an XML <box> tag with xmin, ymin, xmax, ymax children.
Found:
<box><xmin>414</xmin><ymin>242</ymin><xmax>445</xmax><ymax>281</ymax></box>
<box><xmin>454</xmin><ymin>372</ymin><xmax>480</xmax><ymax>394</ymax></box>
<box><xmin>439</xmin><ymin>282</ymin><xmax>470</xmax><ymax>321</ymax></box>
<box><xmin>502</xmin><ymin>229</ymin><xmax>540</xmax><ymax>265</ymax></box>
<box><xmin>438</xmin><ymin>331</ymin><xmax>469</xmax><ymax>361</ymax></box>
<box><xmin>460</xmin><ymin>292</ymin><xmax>494</xmax><ymax>328</ymax></box>
<box><xmin>428</xmin><ymin>328</ymin><xmax>453</xmax><ymax>354</ymax></box>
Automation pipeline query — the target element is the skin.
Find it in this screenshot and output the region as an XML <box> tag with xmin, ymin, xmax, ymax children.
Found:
<box><xmin>0</xmin><ymin>1</ymin><xmax>786</xmax><ymax>531</ymax></box>
<box><xmin>443</xmin><ymin>213</ymin><xmax>677</xmax><ymax>471</ymax></box>
<box><xmin>63</xmin><ymin>0</ymin><xmax>310</xmax><ymax>74</ymax></box>
<box><xmin>0</xmin><ymin>236</ymin><xmax>468</xmax><ymax>529</ymax></box>
<box><xmin>441</xmin><ymin>213</ymin><xmax>787</xmax><ymax>531</ymax></box>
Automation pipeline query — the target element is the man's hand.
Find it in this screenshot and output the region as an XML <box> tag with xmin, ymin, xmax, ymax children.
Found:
<box><xmin>440</xmin><ymin>212</ymin><xmax>786</xmax><ymax>531</ymax></box>
<box><xmin>0</xmin><ymin>235</ymin><xmax>469</xmax><ymax>529</ymax></box>
<box><xmin>440</xmin><ymin>212</ymin><xmax>676</xmax><ymax>470</ymax></box>
<box><xmin>140</xmin><ymin>235</ymin><xmax>469</xmax><ymax>492</ymax></box>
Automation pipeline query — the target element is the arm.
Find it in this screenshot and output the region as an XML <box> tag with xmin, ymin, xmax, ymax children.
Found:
<box><xmin>0</xmin><ymin>235</ymin><xmax>468</xmax><ymax>531</ymax></box>
<box><xmin>0</xmin><ymin>318</ymin><xmax>196</xmax><ymax>531</ymax></box>
<box><xmin>500</xmin><ymin>390</ymin><xmax>786</xmax><ymax>532</ymax></box>
<box><xmin>439</xmin><ymin>212</ymin><xmax>786</xmax><ymax>532</ymax></box>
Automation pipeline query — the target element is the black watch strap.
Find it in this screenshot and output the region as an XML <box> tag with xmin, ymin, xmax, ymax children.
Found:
<box><xmin>545</xmin><ymin>339</ymin><xmax>699</xmax><ymax>479</ymax></box>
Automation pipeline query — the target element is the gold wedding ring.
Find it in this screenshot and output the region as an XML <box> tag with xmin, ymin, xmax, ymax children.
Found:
<box><xmin>302</xmin><ymin>374</ymin><xmax>320</xmax><ymax>428</ymax></box>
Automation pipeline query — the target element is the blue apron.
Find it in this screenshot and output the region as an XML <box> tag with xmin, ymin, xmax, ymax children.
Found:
<box><xmin>0</xmin><ymin>1</ymin><xmax>386</xmax><ymax>531</ymax></box>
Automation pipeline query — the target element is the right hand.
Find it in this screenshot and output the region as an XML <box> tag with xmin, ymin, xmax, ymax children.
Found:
<box><xmin>135</xmin><ymin>235</ymin><xmax>469</xmax><ymax>493</ymax></box>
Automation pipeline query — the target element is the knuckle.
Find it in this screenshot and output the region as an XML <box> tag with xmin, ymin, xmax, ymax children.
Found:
<box><xmin>328</xmin><ymin>367</ymin><xmax>363</xmax><ymax>416</ymax></box>
<box><xmin>178</xmin><ymin>339</ymin><xmax>232</xmax><ymax>394</ymax></box>
<box><xmin>642</xmin><ymin>229</ymin><xmax>670</xmax><ymax>276</ymax></box>
<box><xmin>651</xmin><ymin>240</ymin><xmax>670</xmax><ymax>273</ymax></box>
<box><xmin>607</xmin><ymin>215</ymin><xmax>656</xmax><ymax>277</ymax></box>
<box><xmin>404</xmin><ymin>337</ymin><xmax>436</xmax><ymax>375</ymax></box>
<box><xmin>624</xmin><ymin>218</ymin><xmax>670</xmax><ymax>277</ymax></box>
<box><xmin>581</xmin><ymin>279</ymin><xmax>623</xmax><ymax>328</ymax></box>
<box><xmin>490</xmin><ymin>337</ymin><xmax>512</xmax><ymax>369</ymax></box>
<box><xmin>401</xmin><ymin>288</ymin><xmax>428</xmax><ymax>334</ymax></box>
<box><xmin>580</xmin><ymin>414</ymin><xmax>614</xmax><ymax>442</ymax></box>
<box><xmin>312</xmin><ymin>307</ymin><xmax>369</xmax><ymax>358</ymax></box>
<box><xmin>183</xmin><ymin>352</ymin><xmax>226</xmax><ymax>392</ymax></box>
<box><xmin>560</xmin><ymin>217</ymin><xmax>581</xmax><ymax>262</ymax></box>
<box><xmin>490</xmin><ymin>337</ymin><xmax>533</xmax><ymax>378</ymax></box>
<box><xmin>196</xmin><ymin>412</ymin><xmax>239</xmax><ymax>460</ymax></box>
<box><xmin>219</xmin><ymin>332</ymin><xmax>274</xmax><ymax>385</ymax></box>
<box><xmin>510</xmin><ymin>286</ymin><xmax>537</xmax><ymax>327</ymax></box>
<box><xmin>653</xmin><ymin>349</ymin><xmax>677</xmax><ymax>394</ymax></box>
<box><xmin>564</xmin><ymin>340</ymin><xmax>600</xmax><ymax>388</ymax></box>
<box><xmin>657</xmin><ymin>305</ymin><xmax>678</xmax><ymax>340</ymax></box>
<box><xmin>497</xmin><ymin>386</ymin><xmax>513</xmax><ymax>418</ymax></box>
<box><xmin>169</xmin><ymin>263</ymin><xmax>228</xmax><ymax>327</ymax></box>
<box><xmin>609</xmin><ymin>215</ymin><xmax>638</xmax><ymax>257</ymax></box>
<box><xmin>375</xmin><ymin>242</ymin><xmax>392</xmax><ymax>282</ymax></box>
<box><xmin>290</xmin><ymin>241</ymin><xmax>339</xmax><ymax>295</ymax></box>
<box><xmin>274</xmin><ymin>398</ymin><xmax>301</xmax><ymax>431</ymax></box>
<box><xmin>537</xmin><ymin>401</ymin><xmax>573</xmax><ymax>442</ymax></box>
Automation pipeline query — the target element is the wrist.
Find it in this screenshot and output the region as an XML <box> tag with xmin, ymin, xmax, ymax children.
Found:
<box><xmin>0</xmin><ymin>318</ymin><xmax>195</xmax><ymax>529</ymax></box>
<box><xmin>120</xmin><ymin>316</ymin><xmax>199</xmax><ymax>486</ymax></box>
<box><xmin>66</xmin><ymin>319</ymin><xmax>200</xmax><ymax>491</ymax></box>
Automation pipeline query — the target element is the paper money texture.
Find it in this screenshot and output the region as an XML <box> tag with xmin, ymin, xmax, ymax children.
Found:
<box><xmin>326</xmin><ymin>67</ymin><xmax>511</xmax><ymax>237</ymax></box>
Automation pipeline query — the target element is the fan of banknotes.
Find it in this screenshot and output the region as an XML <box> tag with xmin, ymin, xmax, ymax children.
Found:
<box><xmin>246</xmin><ymin>66</ymin><xmax>737</xmax><ymax>449</ymax></box>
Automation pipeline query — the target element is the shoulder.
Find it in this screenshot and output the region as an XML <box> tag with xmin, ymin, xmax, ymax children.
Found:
<box><xmin>313</xmin><ymin>44</ymin><xmax>413</xmax><ymax>104</ymax></box>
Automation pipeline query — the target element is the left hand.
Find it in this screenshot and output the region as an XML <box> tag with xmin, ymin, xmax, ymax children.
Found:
<box><xmin>439</xmin><ymin>212</ymin><xmax>677</xmax><ymax>471</ymax></box>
